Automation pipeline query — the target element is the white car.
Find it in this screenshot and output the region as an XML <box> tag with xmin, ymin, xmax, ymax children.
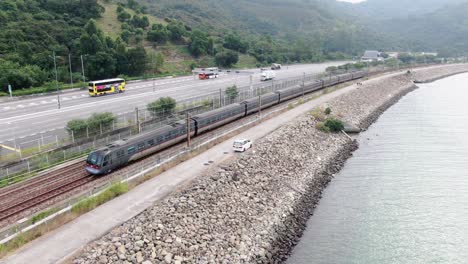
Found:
<box><xmin>233</xmin><ymin>139</ymin><xmax>253</xmax><ymax>152</ymax></box>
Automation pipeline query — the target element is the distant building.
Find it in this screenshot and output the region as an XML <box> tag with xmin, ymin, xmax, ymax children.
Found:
<box><xmin>420</xmin><ymin>52</ymin><xmax>438</xmax><ymax>57</ymax></box>
<box><xmin>361</xmin><ymin>50</ymin><xmax>383</xmax><ymax>62</ymax></box>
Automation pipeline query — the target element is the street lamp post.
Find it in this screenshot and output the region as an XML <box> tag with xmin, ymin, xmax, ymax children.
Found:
<box><xmin>53</xmin><ymin>51</ymin><xmax>61</xmax><ymax>109</ymax></box>
<box><xmin>80</xmin><ymin>55</ymin><xmax>86</xmax><ymax>83</ymax></box>
<box><xmin>68</xmin><ymin>53</ymin><xmax>73</xmax><ymax>88</ymax></box>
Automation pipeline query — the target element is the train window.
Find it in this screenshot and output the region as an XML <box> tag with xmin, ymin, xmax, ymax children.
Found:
<box><xmin>116</xmin><ymin>150</ymin><xmax>125</xmax><ymax>158</ymax></box>
<box><xmin>138</xmin><ymin>143</ymin><xmax>145</xmax><ymax>150</ymax></box>
<box><xmin>128</xmin><ymin>146</ymin><xmax>136</xmax><ymax>154</ymax></box>
<box><xmin>103</xmin><ymin>155</ymin><xmax>109</xmax><ymax>166</ymax></box>
<box><xmin>148</xmin><ymin>139</ymin><xmax>155</xmax><ymax>146</ymax></box>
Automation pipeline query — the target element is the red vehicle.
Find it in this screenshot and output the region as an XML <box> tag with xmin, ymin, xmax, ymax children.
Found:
<box><xmin>199</xmin><ymin>72</ymin><xmax>219</xmax><ymax>80</ymax></box>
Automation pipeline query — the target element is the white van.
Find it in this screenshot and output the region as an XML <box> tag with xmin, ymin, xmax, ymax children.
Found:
<box><xmin>233</xmin><ymin>139</ymin><xmax>253</xmax><ymax>152</ymax></box>
<box><xmin>261</xmin><ymin>70</ymin><xmax>276</xmax><ymax>81</ymax></box>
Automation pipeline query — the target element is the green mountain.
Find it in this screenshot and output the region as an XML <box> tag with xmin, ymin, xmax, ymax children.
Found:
<box><xmin>376</xmin><ymin>2</ymin><xmax>468</xmax><ymax>54</ymax></box>
<box><xmin>334</xmin><ymin>0</ymin><xmax>468</xmax><ymax>20</ymax></box>
<box><xmin>139</xmin><ymin>0</ymin><xmax>393</xmax><ymax>53</ymax></box>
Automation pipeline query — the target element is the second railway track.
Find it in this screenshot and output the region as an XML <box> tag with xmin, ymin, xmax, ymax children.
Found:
<box><xmin>0</xmin><ymin>161</ymin><xmax>93</xmax><ymax>222</ymax></box>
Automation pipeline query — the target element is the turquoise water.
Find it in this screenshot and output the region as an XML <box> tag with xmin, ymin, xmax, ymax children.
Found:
<box><xmin>288</xmin><ymin>73</ymin><xmax>468</xmax><ymax>264</ymax></box>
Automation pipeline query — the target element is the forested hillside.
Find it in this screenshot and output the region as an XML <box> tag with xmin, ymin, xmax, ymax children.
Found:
<box><xmin>1</xmin><ymin>0</ymin><xmax>467</xmax><ymax>93</ymax></box>
<box><xmin>0</xmin><ymin>0</ymin><xmax>151</xmax><ymax>92</ymax></box>
<box><xmin>139</xmin><ymin>0</ymin><xmax>394</xmax><ymax>54</ymax></box>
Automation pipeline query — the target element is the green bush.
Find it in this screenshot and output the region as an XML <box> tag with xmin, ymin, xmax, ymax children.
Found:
<box><xmin>324</xmin><ymin>118</ymin><xmax>344</xmax><ymax>132</ymax></box>
<box><xmin>225</xmin><ymin>85</ymin><xmax>239</xmax><ymax>102</ymax></box>
<box><xmin>324</xmin><ymin>107</ymin><xmax>332</xmax><ymax>115</ymax></box>
<box><xmin>66</xmin><ymin>119</ymin><xmax>88</xmax><ymax>138</ymax></box>
<box><xmin>147</xmin><ymin>97</ymin><xmax>177</xmax><ymax>117</ymax></box>
<box><xmin>66</xmin><ymin>112</ymin><xmax>116</xmax><ymax>138</ymax></box>
<box><xmin>87</xmin><ymin>112</ymin><xmax>116</xmax><ymax>132</ymax></box>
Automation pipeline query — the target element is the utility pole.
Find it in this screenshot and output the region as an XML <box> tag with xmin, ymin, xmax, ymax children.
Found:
<box><xmin>219</xmin><ymin>88</ymin><xmax>223</xmax><ymax>107</ymax></box>
<box><xmin>53</xmin><ymin>51</ymin><xmax>61</xmax><ymax>109</ymax></box>
<box><xmin>135</xmin><ymin>107</ymin><xmax>141</xmax><ymax>133</ymax></box>
<box><xmin>302</xmin><ymin>72</ymin><xmax>305</xmax><ymax>98</ymax></box>
<box><xmin>258</xmin><ymin>95</ymin><xmax>262</xmax><ymax>117</ymax></box>
<box><xmin>80</xmin><ymin>55</ymin><xmax>86</xmax><ymax>83</ymax></box>
<box><xmin>249</xmin><ymin>75</ymin><xmax>253</xmax><ymax>98</ymax></box>
<box><xmin>152</xmin><ymin>53</ymin><xmax>156</xmax><ymax>93</ymax></box>
<box><xmin>186</xmin><ymin>113</ymin><xmax>191</xmax><ymax>147</ymax></box>
<box><xmin>68</xmin><ymin>53</ymin><xmax>74</xmax><ymax>88</ymax></box>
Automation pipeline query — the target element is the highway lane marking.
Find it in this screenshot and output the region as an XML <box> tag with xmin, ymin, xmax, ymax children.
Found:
<box><xmin>0</xmin><ymin>78</ymin><xmax>241</xmax><ymax>123</ymax></box>
<box><xmin>0</xmin><ymin>143</ymin><xmax>20</xmax><ymax>153</ymax></box>
<box><xmin>0</xmin><ymin>71</ymin><xmax>312</xmax><ymax>124</ymax></box>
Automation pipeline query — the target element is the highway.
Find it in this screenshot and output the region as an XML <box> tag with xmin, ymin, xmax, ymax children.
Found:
<box><xmin>0</xmin><ymin>62</ymin><xmax>350</xmax><ymax>154</ymax></box>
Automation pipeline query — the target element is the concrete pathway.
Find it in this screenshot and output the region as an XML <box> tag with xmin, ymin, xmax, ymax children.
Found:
<box><xmin>1</xmin><ymin>70</ymin><xmax>405</xmax><ymax>264</ymax></box>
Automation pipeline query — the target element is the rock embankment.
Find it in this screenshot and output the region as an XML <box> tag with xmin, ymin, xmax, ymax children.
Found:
<box><xmin>73</xmin><ymin>65</ymin><xmax>468</xmax><ymax>264</ymax></box>
<box><xmin>413</xmin><ymin>64</ymin><xmax>468</xmax><ymax>83</ymax></box>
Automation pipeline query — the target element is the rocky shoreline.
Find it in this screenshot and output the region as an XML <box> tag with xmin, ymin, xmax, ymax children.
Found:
<box><xmin>72</xmin><ymin>65</ymin><xmax>468</xmax><ymax>264</ymax></box>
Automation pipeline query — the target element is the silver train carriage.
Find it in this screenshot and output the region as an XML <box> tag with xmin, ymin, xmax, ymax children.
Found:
<box><xmin>86</xmin><ymin>70</ymin><xmax>366</xmax><ymax>175</ymax></box>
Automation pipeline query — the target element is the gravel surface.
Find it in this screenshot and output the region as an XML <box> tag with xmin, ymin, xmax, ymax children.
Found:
<box><xmin>72</xmin><ymin>65</ymin><xmax>468</xmax><ymax>264</ymax></box>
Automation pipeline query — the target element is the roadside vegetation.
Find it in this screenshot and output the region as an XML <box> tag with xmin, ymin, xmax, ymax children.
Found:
<box><xmin>225</xmin><ymin>85</ymin><xmax>239</xmax><ymax>103</ymax></box>
<box><xmin>147</xmin><ymin>97</ymin><xmax>177</xmax><ymax>117</ymax></box>
<box><xmin>66</xmin><ymin>112</ymin><xmax>117</xmax><ymax>139</ymax></box>
<box><xmin>72</xmin><ymin>182</ymin><xmax>129</xmax><ymax>214</ymax></box>
<box><xmin>312</xmin><ymin>107</ymin><xmax>345</xmax><ymax>133</ymax></box>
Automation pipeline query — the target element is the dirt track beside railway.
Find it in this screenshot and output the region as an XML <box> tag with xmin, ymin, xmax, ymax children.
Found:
<box><xmin>66</xmin><ymin>64</ymin><xmax>468</xmax><ymax>264</ymax></box>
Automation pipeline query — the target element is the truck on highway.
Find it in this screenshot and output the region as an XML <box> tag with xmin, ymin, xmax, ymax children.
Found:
<box><xmin>271</xmin><ymin>63</ymin><xmax>282</xmax><ymax>70</ymax></box>
<box><xmin>261</xmin><ymin>70</ymin><xmax>276</xmax><ymax>81</ymax></box>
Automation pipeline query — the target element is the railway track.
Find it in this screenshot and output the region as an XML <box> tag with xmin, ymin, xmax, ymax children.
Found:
<box><xmin>0</xmin><ymin>161</ymin><xmax>94</xmax><ymax>222</ymax></box>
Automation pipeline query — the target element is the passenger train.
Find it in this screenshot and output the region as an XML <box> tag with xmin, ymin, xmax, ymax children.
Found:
<box><xmin>85</xmin><ymin>71</ymin><xmax>366</xmax><ymax>175</ymax></box>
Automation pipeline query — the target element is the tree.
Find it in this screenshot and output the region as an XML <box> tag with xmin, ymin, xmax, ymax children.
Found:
<box><xmin>147</xmin><ymin>97</ymin><xmax>177</xmax><ymax>117</ymax></box>
<box><xmin>223</xmin><ymin>33</ymin><xmax>248</xmax><ymax>53</ymax></box>
<box><xmin>225</xmin><ymin>85</ymin><xmax>239</xmax><ymax>103</ymax></box>
<box><xmin>126</xmin><ymin>46</ymin><xmax>147</xmax><ymax>76</ymax></box>
<box><xmin>167</xmin><ymin>21</ymin><xmax>186</xmax><ymax>41</ymax></box>
<box><xmin>117</xmin><ymin>10</ymin><xmax>131</xmax><ymax>22</ymax></box>
<box><xmin>130</xmin><ymin>15</ymin><xmax>149</xmax><ymax>29</ymax></box>
<box><xmin>147</xmin><ymin>25</ymin><xmax>169</xmax><ymax>43</ymax></box>
<box><xmin>86</xmin><ymin>51</ymin><xmax>117</xmax><ymax>80</ymax></box>
<box><xmin>121</xmin><ymin>30</ymin><xmax>132</xmax><ymax>43</ymax></box>
<box><xmin>127</xmin><ymin>0</ymin><xmax>139</xmax><ymax>10</ymax></box>
<box><xmin>188</xmin><ymin>30</ymin><xmax>209</xmax><ymax>57</ymax></box>
<box><xmin>215</xmin><ymin>50</ymin><xmax>239</xmax><ymax>67</ymax></box>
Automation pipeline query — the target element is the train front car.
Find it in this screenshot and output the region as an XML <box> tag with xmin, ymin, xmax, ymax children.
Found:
<box><xmin>86</xmin><ymin>150</ymin><xmax>106</xmax><ymax>175</ymax></box>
